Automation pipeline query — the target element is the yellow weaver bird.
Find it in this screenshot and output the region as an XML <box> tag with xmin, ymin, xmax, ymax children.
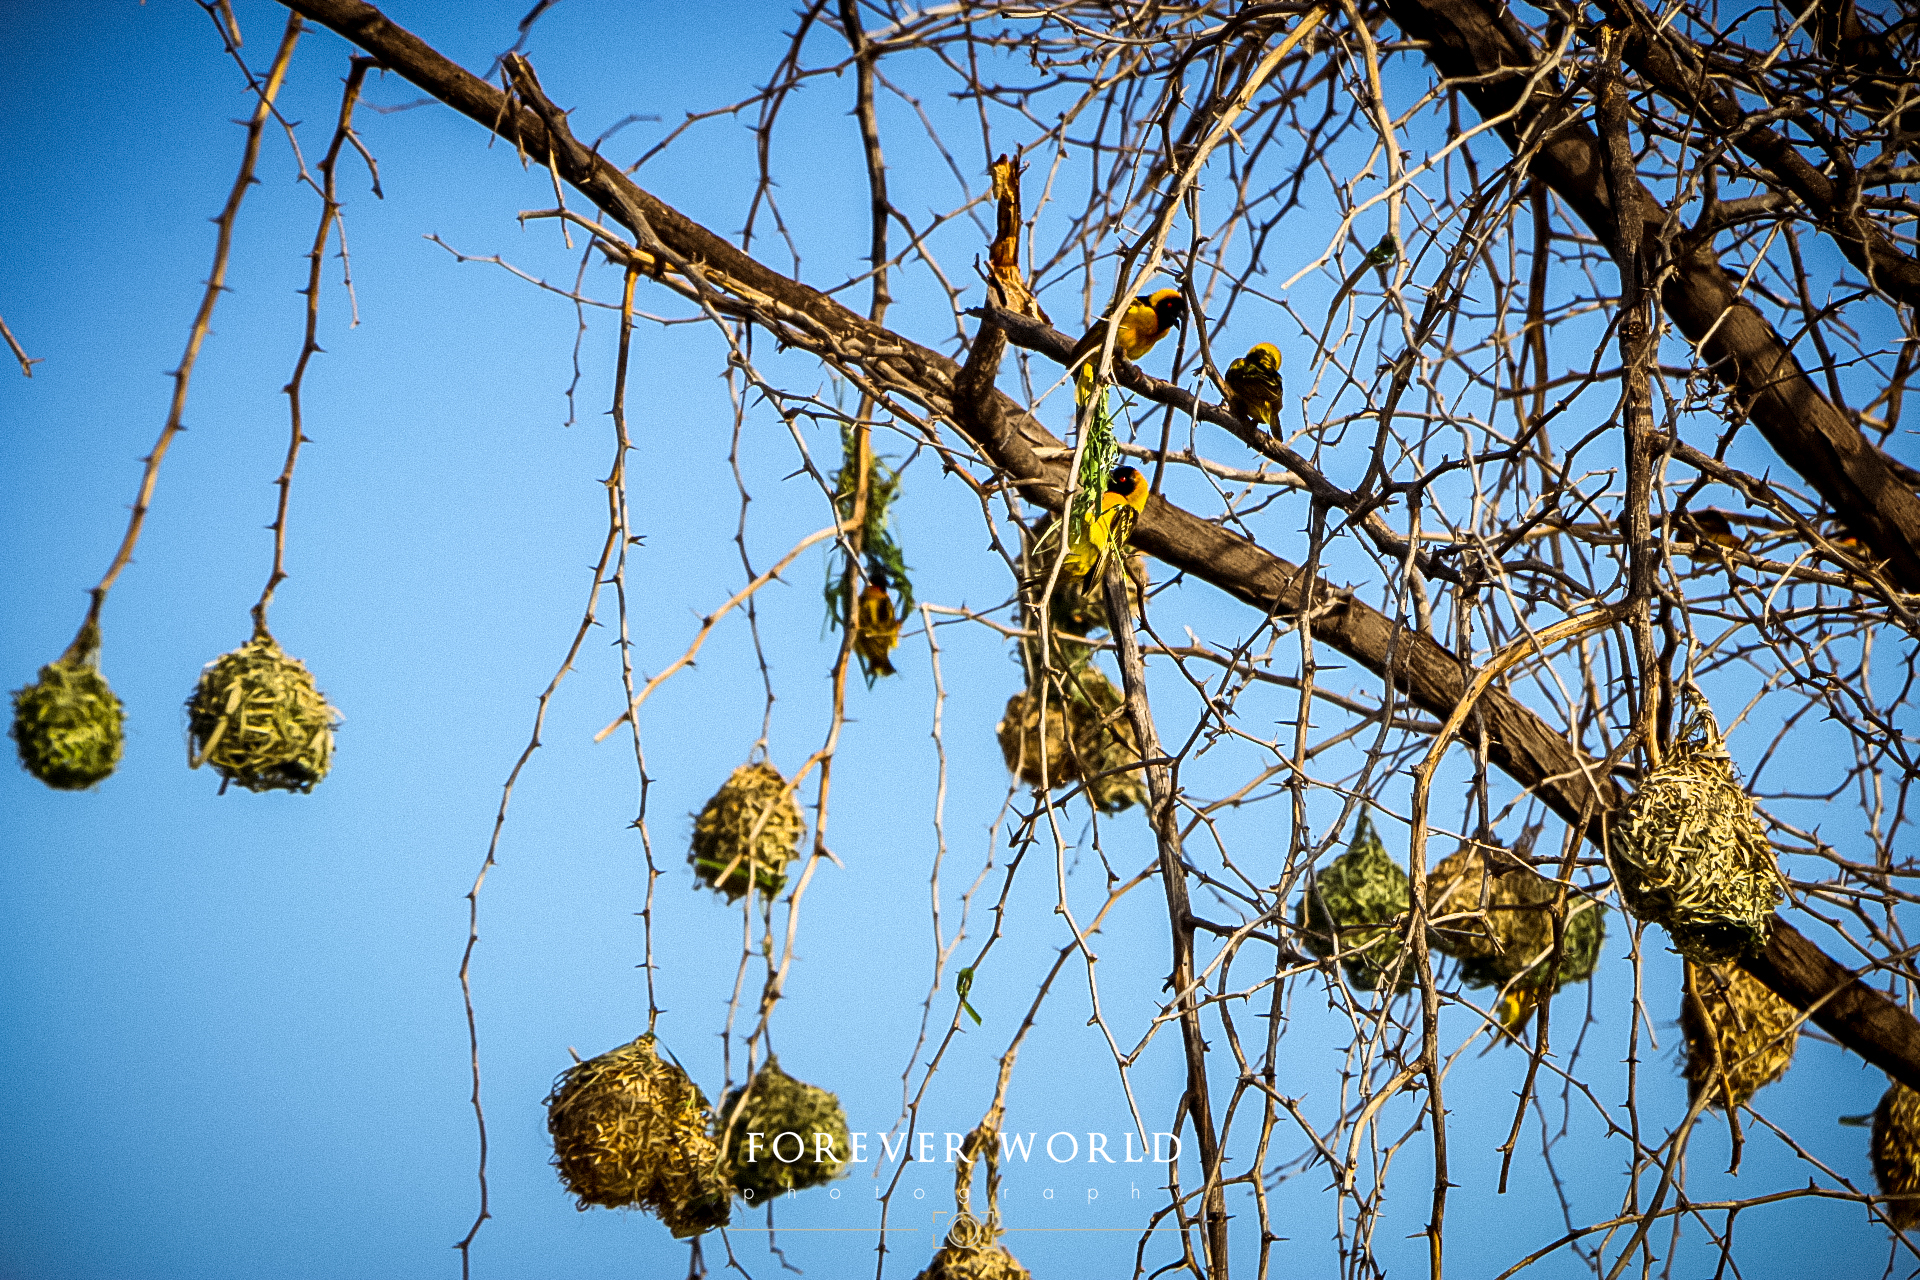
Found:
<box><xmin>1225</xmin><ymin>342</ymin><xmax>1285</xmax><ymax>429</ymax></box>
<box><xmin>1678</xmin><ymin>509</ymin><xmax>1743</xmax><ymax>551</ymax></box>
<box><xmin>1069</xmin><ymin>288</ymin><xmax>1187</xmax><ymax>398</ymax></box>
<box><xmin>853</xmin><ymin>563</ymin><xmax>901</xmax><ymax>678</ymax></box>
<box><xmin>1494</xmin><ymin>988</ymin><xmax>1541</xmax><ymax>1034</ymax></box>
<box><xmin>1065</xmin><ymin>466</ymin><xmax>1150</xmax><ymax>588</ymax></box>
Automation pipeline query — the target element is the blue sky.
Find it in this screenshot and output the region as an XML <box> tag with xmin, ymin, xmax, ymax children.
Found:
<box><xmin>0</xmin><ymin>2</ymin><xmax>1906</xmax><ymax>1278</ymax></box>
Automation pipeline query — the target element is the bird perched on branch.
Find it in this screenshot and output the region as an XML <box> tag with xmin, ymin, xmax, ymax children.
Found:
<box><xmin>1065</xmin><ymin>466</ymin><xmax>1150</xmax><ymax>588</ymax></box>
<box><xmin>1677</xmin><ymin>509</ymin><xmax>1743</xmax><ymax>552</ymax></box>
<box><xmin>1225</xmin><ymin>342</ymin><xmax>1285</xmax><ymax>429</ymax></box>
<box><xmin>853</xmin><ymin>562</ymin><xmax>901</xmax><ymax>679</ymax></box>
<box><xmin>1069</xmin><ymin>288</ymin><xmax>1187</xmax><ymax>398</ymax></box>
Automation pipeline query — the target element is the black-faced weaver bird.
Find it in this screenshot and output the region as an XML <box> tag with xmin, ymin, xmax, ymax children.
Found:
<box><xmin>1065</xmin><ymin>466</ymin><xmax>1150</xmax><ymax>588</ymax></box>
<box><xmin>1678</xmin><ymin>509</ymin><xmax>1743</xmax><ymax>551</ymax></box>
<box><xmin>1224</xmin><ymin>342</ymin><xmax>1285</xmax><ymax>429</ymax></box>
<box><xmin>853</xmin><ymin>561</ymin><xmax>902</xmax><ymax>679</ymax></box>
<box><xmin>1068</xmin><ymin>288</ymin><xmax>1187</xmax><ymax>398</ymax></box>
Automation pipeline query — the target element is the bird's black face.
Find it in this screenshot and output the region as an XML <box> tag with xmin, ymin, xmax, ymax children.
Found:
<box><xmin>1108</xmin><ymin>466</ymin><xmax>1145</xmax><ymax>499</ymax></box>
<box><xmin>1146</xmin><ymin>289</ymin><xmax>1187</xmax><ymax>331</ymax></box>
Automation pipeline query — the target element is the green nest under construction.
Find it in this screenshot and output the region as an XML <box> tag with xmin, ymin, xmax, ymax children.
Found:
<box><xmin>1615</xmin><ymin>698</ymin><xmax>1781</xmax><ymax>962</ymax></box>
<box><xmin>1296</xmin><ymin>816</ymin><xmax>1412</xmax><ymax>994</ymax></box>
<box><xmin>546</xmin><ymin>1034</ymin><xmax>732</xmax><ymax>1237</ymax></box>
<box><xmin>995</xmin><ymin>666</ymin><xmax>1145</xmax><ymax>814</ymax></box>
<box><xmin>11</xmin><ymin>646</ymin><xmax>124</xmax><ymax>791</ymax></box>
<box><xmin>1427</xmin><ymin>843</ymin><xmax>1605</xmax><ymax>998</ymax></box>
<box><xmin>1875</xmin><ymin>1082</ymin><xmax>1920</xmax><ymax>1230</ymax></box>
<box><xmin>1681</xmin><ymin>960</ymin><xmax>1797</xmax><ymax>1109</ymax></box>
<box><xmin>185</xmin><ymin>631</ymin><xmax>338</xmax><ymax>794</ymax></box>
<box><xmin>720</xmin><ymin>1057</ymin><xmax>850</xmax><ymax>1198</ymax></box>
<box><xmin>689</xmin><ymin>761</ymin><xmax>806</xmax><ymax>901</ymax></box>
<box><xmin>914</xmin><ymin>1242</ymin><xmax>1032</xmax><ymax>1280</ymax></box>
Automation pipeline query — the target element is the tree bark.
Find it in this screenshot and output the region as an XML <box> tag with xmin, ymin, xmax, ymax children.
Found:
<box><xmin>1383</xmin><ymin>0</ymin><xmax>1920</xmax><ymax>592</ymax></box>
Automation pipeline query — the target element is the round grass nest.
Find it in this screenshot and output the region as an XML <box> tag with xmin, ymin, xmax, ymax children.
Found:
<box><xmin>11</xmin><ymin>631</ymin><xmax>124</xmax><ymax>790</ymax></box>
<box><xmin>1615</xmin><ymin>697</ymin><xmax>1781</xmax><ymax>962</ymax></box>
<box><xmin>914</xmin><ymin>1242</ymin><xmax>1032</xmax><ymax>1280</ymax></box>
<box><xmin>545</xmin><ymin>1033</ymin><xmax>732</xmax><ymax>1237</ymax></box>
<box><xmin>1681</xmin><ymin>960</ymin><xmax>1797</xmax><ymax>1109</ymax></box>
<box><xmin>185</xmin><ymin>631</ymin><xmax>338</xmax><ymax>793</ymax></box>
<box><xmin>995</xmin><ymin>667</ymin><xmax>1145</xmax><ymax>814</ymax></box>
<box><xmin>1428</xmin><ymin>843</ymin><xmax>1606</xmax><ymax>992</ymax></box>
<box><xmin>689</xmin><ymin>761</ymin><xmax>805</xmax><ymax>901</ymax></box>
<box><xmin>720</xmin><ymin>1057</ymin><xmax>850</xmax><ymax>1198</ymax></box>
<box><xmin>1296</xmin><ymin>815</ymin><xmax>1411</xmax><ymax>993</ymax></box>
<box><xmin>1874</xmin><ymin>1082</ymin><xmax>1920</xmax><ymax>1230</ymax></box>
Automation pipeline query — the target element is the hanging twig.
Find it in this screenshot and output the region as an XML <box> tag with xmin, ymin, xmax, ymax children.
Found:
<box><xmin>72</xmin><ymin>13</ymin><xmax>302</xmax><ymax>651</ymax></box>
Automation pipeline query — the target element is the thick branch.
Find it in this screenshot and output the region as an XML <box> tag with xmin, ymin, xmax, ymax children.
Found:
<box><xmin>1101</xmin><ymin>558</ymin><xmax>1230</xmax><ymax>1277</ymax></box>
<box><xmin>1618</xmin><ymin>8</ymin><xmax>1920</xmax><ymax>307</ymax></box>
<box><xmin>1779</xmin><ymin>0</ymin><xmax>1920</xmax><ymax>157</ymax></box>
<box><xmin>979</xmin><ymin>304</ymin><xmax>1462</xmax><ymax>585</ymax></box>
<box><xmin>277</xmin><ymin>0</ymin><xmax>1920</xmax><ymax>1094</ymax></box>
<box><xmin>1383</xmin><ymin>0</ymin><xmax>1920</xmax><ymax>591</ymax></box>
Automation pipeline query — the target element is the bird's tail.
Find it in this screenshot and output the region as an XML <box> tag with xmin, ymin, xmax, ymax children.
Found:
<box><xmin>1074</xmin><ymin>359</ymin><xmax>1098</xmax><ymax>406</ymax></box>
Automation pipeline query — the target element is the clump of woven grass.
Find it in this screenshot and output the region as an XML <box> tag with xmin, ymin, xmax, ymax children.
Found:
<box><xmin>1681</xmin><ymin>961</ymin><xmax>1797</xmax><ymax>1109</ymax></box>
<box><xmin>1036</xmin><ymin>564</ymin><xmax>1136</xmax><ymax>675</ymax></box>
<box><xmin>995</xmin><ymin>667</ymin><xmax>1145</xmax><ymax>813</ymax></box>
<box><xmin>1039</xmin><ymin>571</ymin><xmax>1107</xmax><ymax>670</ymax></box>
<box><xmin>11</xmin><ymin>623</ymin><xmax>124</xmax><ymax>790</ymax></box>
<box><xmin>185</xmin><ymin>629</ymin><xmax>337</xmax><ymax>793</ymax></box>
<box><xmin>1874</xmin><ymin>1082</ymin><xmax>1920</xmax><ymax>1230</ymax></box>
<box><xmin>1047</xmin><ymin>568</ymin><xmax>1109</xmax><ymax>641</ymax></box>
<box><xmin>721</xmin><ymin>1058</ymin><xmax>850</xmax><ymax>1198</ymax></box>
<box><xmin>546</xmin><ymin>1034</ymin><xmax>732</xmax><ymax>1236</ymax></box>
<box><xmin>1296</xmin><ymin>816</ymin><xmax>1411</xmax><ymax>993</ymax></box>
<box><xmin>1615</xmin><ymin>695</ymin><xmax>1781</xmax><ymax>962</ymax></box>
<box><xmin>914</xmin><ymin>1242</ymin><xmax>1032</xmax><ymax>1280</ymax></box>
<box><xmin>1428</xmin><ymin>840</ymin><xmax>1605</xmax><ymax>1026</ymax></box>
<box><xmin>689</xmin><ymin>761</ymin><xmax>806</xmax><ymax>901</ymax></box>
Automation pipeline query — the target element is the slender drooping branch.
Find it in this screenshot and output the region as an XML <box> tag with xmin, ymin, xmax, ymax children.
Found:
<box><xmin>81</xmin><ymin>13</ymin><xmax>303</xmax><ymax>645</ymax></box>
<box><xmin>254</xmin><ymin>53</ymin><xmax>377</xmax><ymax>636</ymax></box>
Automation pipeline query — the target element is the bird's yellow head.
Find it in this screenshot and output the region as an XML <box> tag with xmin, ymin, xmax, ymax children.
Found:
<box><xmin>1107</xmin><ymin>465</ymin><xmax>1148</xmax><ymax>509</ymax></box>
<box><xmin>1243</xmin><ymin>342</ymin><xmax>1281</xmax><ymax>372</ymax></box>
<box><xmin>1139</xmin><ymin>288</ymin><xmax>1187</xmax><ymax>333</ymax></box>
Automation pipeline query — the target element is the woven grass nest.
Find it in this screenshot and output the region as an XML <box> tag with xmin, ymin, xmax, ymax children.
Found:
<box><xmin>185</xmin><ymin>630</ymin><xmax>338</xmax><ymax>793</ymax></box>
<box><xmin>689</xmin><ymin>761</ymin><xmax>806</xmax><ymax>901</ymax></box>
<box><xmin>1874</xmin><ymin>1082</ymin><xmax>1920</xmax><ymax>1230</ymax></box>
<box><xmin>1615</xmin><ymin>696</ymin><xmax>1781</xmax><ymax>962</ymax></box>
<box><xmin>914</xmin><ymin>1242</ymin><xmax>1032</xmax><ymax>1280</ymax></box>
<box><xmin>1297</xmin><ymin>816</ymin><xmax>1411</xmax><ymax>994</ymax></box>
<box><xmin>1681</xmin><ymin>961</ymin><xmax>1797</xmax><ymax>1109</ymax></box>
<box><xmin>1038</xmin><ymin>563</ymin><xmax>1135</xmax><ymax>670</ymax></box>
<box><xmin>995</xmin><ymin>667</ymin><xmax>1145</xmax><ymax>814</ymax></box>
<box><xmin>11</xmin><ymin>627</ymin><xmax>123</xmax><ymax>790</ymax></box>
<box><xmin>721</xmin><ymin>1057</ymin><xmax>850</xmax><ymax>1198</ymax></box>
<box><xmin>1046</xmin><ymin>568</ymin><xmax>1109</xmax><ymax>641</ymax></box>
<box><xmin>1427</xmin><ymin>841</ymin><xmax>1605</xmax><ymax>1024</ymax></box>
<box><xmin>546</xmin><ymin>1034</ymin><xmax>732</xmax><ymax>1237</ymax></box>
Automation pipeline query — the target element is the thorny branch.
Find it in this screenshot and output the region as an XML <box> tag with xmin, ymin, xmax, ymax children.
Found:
<box><xmin>232</xmin><ymin>0</ymin><xmax>1920</xmax><ymax>1275</ymax></box>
